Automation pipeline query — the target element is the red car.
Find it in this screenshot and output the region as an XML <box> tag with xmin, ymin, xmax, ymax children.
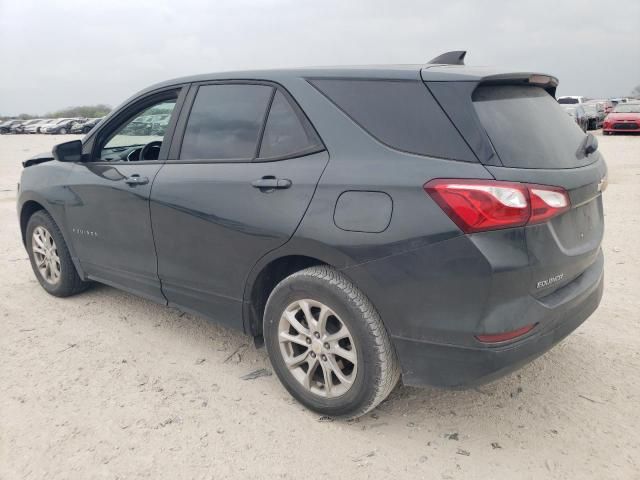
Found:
<box><xmin>603</xmin><ymin>102</ymin><xmax>640</xmax><ymax>135</ymax></box>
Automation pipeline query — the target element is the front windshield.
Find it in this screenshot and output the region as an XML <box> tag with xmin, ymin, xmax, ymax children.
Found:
<box><xmin>583</xmin><ymin>105</ymin><xmax>596</xmax><ymax>114</ymax></box>
<box><xmin>613</xmin><ymin>104</ymin><xmax>640</xmax><ymax>113</ymax></box>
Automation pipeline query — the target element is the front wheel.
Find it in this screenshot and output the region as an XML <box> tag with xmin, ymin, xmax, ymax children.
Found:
<box><xmin>26</xmin><ymin>211</ymin><xmax>88</xmax><ymax>297</ymax></box>
<box><xmin>264</xmin><ymin>266</ymin><xmax>400</xmax><ymax>418</ymax></box>
<box><xmin>59</xmin><ymin>128</ymin><xmax>68</xmax><ymax>135</ymax></box>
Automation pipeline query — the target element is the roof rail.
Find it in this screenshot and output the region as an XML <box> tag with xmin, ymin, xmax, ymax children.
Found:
<box><xmin>427</xmin><ymin>50</ymin><xmax>466</xmax><ymax>66</ymax></box>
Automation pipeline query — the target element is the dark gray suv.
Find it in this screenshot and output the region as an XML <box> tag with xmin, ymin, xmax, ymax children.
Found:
<box><xmin>17</xmin><ymin>52</ymin><xmax>606</xmax><ymax>418</ymax></box>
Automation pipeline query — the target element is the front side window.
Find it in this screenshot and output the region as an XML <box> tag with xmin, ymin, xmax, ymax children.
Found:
<box><xmin>99</xmin><ymin>97</ymin><xmax>177</xmax><ymax>161</ymax></box>
<box><xmin>180</xmin><ymin>84</ymin><xmax>273</xmax><ymax>160</ymax></box>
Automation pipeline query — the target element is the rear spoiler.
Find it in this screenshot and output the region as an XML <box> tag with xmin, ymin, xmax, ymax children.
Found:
<box><xmin>423</xmin><ymin>51</ymin><xmax>558</xmax><ymax>96</ymax></box>
<box><xmin>478</xmin><ymin>72</ymin><xmax>558</xmax><ymax>97</ymax></box>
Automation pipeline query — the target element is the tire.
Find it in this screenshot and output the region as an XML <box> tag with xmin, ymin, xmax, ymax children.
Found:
<box><xmin>26</xmin><ymin>210</ymin><xmax>87</xmax><ymax>297</ymax></box>
<box><xmin>59</xmin><ymin>128</ymin><xmax>67</xmax><ymax>135</ymax></box>
<box><xmin>264</xmin><ymin>266</ymin><xmax>400</xmax><ymax>418</ymax></box>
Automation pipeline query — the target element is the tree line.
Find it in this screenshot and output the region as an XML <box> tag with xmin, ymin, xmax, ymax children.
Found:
<box><xmin>1</xmin><ymin>104</ymin><xmax>111</xmax><ymax>121</ymax></box>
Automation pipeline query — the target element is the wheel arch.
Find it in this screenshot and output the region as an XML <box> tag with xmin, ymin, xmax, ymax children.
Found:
<box><xmin>243</xmin><ymin>254</ymin><xmax>328</xmax><ymax>338</ymax></box>
<box><xmin>20</xmin><ymin>200</ymin><xmax>46</xmax><ymax>246</ymax></box>
<box><xmin>18</xmin><ymin>194</ymin><xmax>87</xmax><ymax>280</ymax></box>
<box><xmin>242</xmin><ymin>235</ymin><xmax>358</xmax><ymax>338</ymax></box>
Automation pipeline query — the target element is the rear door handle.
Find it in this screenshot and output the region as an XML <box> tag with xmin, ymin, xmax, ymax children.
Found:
<box><xmin>124</xmin><ymin>175</ymin><xmax>149</xmax><ymax>186</ymax></box>
<box><xmin>251</xmin><ymin>176</ymin><xmax>292</xmax><ymax>190</ymax></box>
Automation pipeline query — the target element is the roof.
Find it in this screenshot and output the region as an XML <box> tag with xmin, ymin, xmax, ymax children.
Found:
<box><xmin>142</xmin><ymin>63</ymin><xmax>556</xmax><ymax>91</ymax></box>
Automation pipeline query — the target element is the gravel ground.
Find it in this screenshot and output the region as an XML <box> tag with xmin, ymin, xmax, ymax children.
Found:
<box><xmin>1</xmin><ymin>133</ymin><xmax>639</xmax><ymax>480</ymax></box>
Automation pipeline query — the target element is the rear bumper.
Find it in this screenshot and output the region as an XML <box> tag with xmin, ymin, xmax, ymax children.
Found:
<box><xmin>395</xmin><ymin>251</ymin><xmax>603</xmax><ymax>387</ymax></box>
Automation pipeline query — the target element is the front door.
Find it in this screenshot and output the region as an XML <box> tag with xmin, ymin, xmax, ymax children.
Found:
<box><xmin>64</xmin><ymin>88</ymin><xmax>185</xmax><ymax>303</ymax></box>
<box><xmin>150</xmin><ymin>83</ymin><xmax>327</xmax><ymax>328</ymax></box>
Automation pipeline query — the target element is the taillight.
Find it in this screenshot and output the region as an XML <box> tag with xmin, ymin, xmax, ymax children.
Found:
<box><xmin>424</xmin><ymin>179</ymin><xmax>570</xmax><ymax>233</ymax></box>
<box><xmin>529</xmin><ymin>187</ymin><xmax>570</xmax><ymax>224</ymax></box>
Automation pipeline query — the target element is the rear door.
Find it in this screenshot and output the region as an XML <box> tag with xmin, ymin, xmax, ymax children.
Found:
<box><xmin>432</xmin><ymin>83</ymin><xmax>606</xmax><ymax>297</ymax></box>
<box><xmin>150</xmin><ymin>82</ymin><xmax>327</xmax><ymax>329</ymax></box>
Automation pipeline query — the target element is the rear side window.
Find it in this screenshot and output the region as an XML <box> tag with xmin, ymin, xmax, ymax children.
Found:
<box><xmin>181</xmin><ymin>84</ymin><xmax>273</xmax><ymax>160</ymax></box>
<box><xmin>259</xmin><ymin>91</ymin><xmax>323</xmax><ymax>159</ymax></box>
<box><xmin>310</xmin><ymin>79</ymin><xmax>476</xmax><ymax>162</ymax></box>
<box><xmin>473</xmin><ymin>86</ymin><xmax>588</xmax><ymax>169</ymax></box>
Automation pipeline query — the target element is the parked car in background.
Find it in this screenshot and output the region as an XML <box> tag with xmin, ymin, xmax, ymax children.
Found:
<box><xmin>561</xmin><ymin>104</ymin><xmax>588</xmax><ymax>131</ymax></box>
<box><xmin>24</xmin><ymin>119</ymin><xmax>53</xmax><ymax>134</ymax></box>
<box><xmin>588</xmin><ymin>99</ymin><xmax>614</xmax><ymax>114</ymax></box>
<box><xmin>557</xmin><ymin>95</ymin><xmax>585</xmax><ymax>104</ymax></box>
<box><xmin>41</xmin><ymin>118</ymin><xmax>83</xmax><ymax>135</ymax></box>
<box><xmin>603</xmin><ymin>102</ymin><xmax>640</xmax><ymax>135</ymax></box>
<box><xmin>17</xmin><ymin>52</ymin><xmax>606</xmax><ymax>418</ymax></box>
<box><xmin>0</xmin><ymin>119</ymin><xmax>24</xmax><ymax>134</ymax></box>
<box><xmin>582</xmin><ymin>103</ymin><xmax>605</xmax><ymax>130</ymax></box>
<box><xmin>70</xmin><ymin>118</ymin><xmax>103</xmax><ymax>134</ymax></box>
<box><xmin>610</xmin><ymin>98</ymin><xmax>629</xmax><ymax>106</ymax></box>
<box><xmin>10</xmin><ymin>119</ymin><xmax>41</xmax><ymax>134</ymax></box>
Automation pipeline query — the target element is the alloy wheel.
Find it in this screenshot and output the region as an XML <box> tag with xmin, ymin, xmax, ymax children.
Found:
<box><xmin>278</xmin><ymin>299</ymin><xmax>357</xmax><ymax>398</ymax></box>
<box><xmin>31</xmin><ymin>226</ymin><xmax>61</xmax><ymax>285</ymax></box>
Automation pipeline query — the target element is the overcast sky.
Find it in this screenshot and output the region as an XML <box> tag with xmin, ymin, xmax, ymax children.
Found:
<box><xmin>1</xmin><ymin>0</ymin><xmax>638</xmax><ymax>115</ymax></box>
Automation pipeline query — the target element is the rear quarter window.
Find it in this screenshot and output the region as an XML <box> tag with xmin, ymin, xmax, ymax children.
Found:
<box><xmin>309</xmin><ymin>79</ymin><xmax>476</xmax><ymax>162</ymax></box>
<box><xmin>258</xmin><ymin>90</ymin><xmax>323</xmax><ymax>159</ymax></box>
<box><xmin>473</xmin><ymin>86</ymin><xmax>589</xmax><ymax>169</ymax></box>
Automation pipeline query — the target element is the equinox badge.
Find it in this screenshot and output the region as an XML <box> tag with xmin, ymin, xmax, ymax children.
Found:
<box><xmin>537</xmin><ymin>273</ymin><xmax>564</xmax><ymax>289</ymax></box>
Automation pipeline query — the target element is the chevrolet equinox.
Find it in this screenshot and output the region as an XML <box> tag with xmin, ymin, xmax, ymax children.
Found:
<box><xmin>17</xmin><ymin>51</ymin><xmax>606</xmax><ymax>418</ymax></box>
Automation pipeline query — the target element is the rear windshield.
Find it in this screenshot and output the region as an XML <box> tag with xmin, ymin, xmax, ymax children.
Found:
<box><xmin>473</xmin><ymin>86</ymin><xmax>588</xmax><ymax>169</ymax></box>
<box><xmin>558</xmin><ymin>97</ymin><xmax>579</xmax><ymax>104</ymax></box>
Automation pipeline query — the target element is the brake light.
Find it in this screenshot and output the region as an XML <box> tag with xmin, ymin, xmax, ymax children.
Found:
<box><xmin>424</xmin><ymin>179</ymin><xmax>570</xmax><ymax>233</ymax></box>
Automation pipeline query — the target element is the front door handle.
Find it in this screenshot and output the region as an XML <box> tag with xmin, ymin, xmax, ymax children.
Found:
<box><xmin>124</xmin><ymin>175</ymin><xmax>149</xmax><ymax>186</ymax></box>
<box><xmin>251</xmin><ymin>176</ymin><xmax>292</xmax><ymax>191</ymax></box>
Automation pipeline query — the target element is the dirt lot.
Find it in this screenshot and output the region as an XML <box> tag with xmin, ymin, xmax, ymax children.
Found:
<box><xmin>0</xmin><ymin>133</ymin><xmax>639</xmax><ymax>480</ymax></box>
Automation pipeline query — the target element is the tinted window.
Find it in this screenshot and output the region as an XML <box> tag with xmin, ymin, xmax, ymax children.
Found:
<box><xmin>474</xmin><ymin>86</ymin><xmax>588</xmax><ymax>169</ymax></box>
<box><xmin>310</xmin><ymin>79</ymin><xmax>475</xmax><ymax>161</ymax></box>
<box><xmin>259</xmin><ymin>91</ymin><xmax>322</xmax><ymax>159</ymax></box>
<box><xmin>181</xmin><ymin>84</ymin><xmax>273</xmax><ymax>160</ymax></box>
<box><xmin>558</xmin><ymin>97</ymin><xmax>579</xmax><ymax>104</ymax></box>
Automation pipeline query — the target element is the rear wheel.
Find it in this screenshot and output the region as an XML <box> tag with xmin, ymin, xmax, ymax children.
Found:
<box><xmin>264</xmin><ymin>266</ymin><xmax>400</xmax><ymax>418</ymax></box>
<box><xmin>26</xmin><ymin>211</ymin><xmax>87</xmax><ymax>297</ymax></box>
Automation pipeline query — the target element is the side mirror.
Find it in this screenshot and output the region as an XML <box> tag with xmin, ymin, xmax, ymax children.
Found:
<box><xmin>585</xmin><ymin>133</ymin><xmax>598</xmax><ymax>156</ymax></box>
<box><xmin>52</xmin><ymin>140</ymin><xmax>83</xmax><ymax>162</ymax></box>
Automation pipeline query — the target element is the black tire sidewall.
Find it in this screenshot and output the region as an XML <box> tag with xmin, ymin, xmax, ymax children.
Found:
<box><xmin>264</xmin><ymin>272</ymin><xmax>384</xmax><ymax>417</ymax></box>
